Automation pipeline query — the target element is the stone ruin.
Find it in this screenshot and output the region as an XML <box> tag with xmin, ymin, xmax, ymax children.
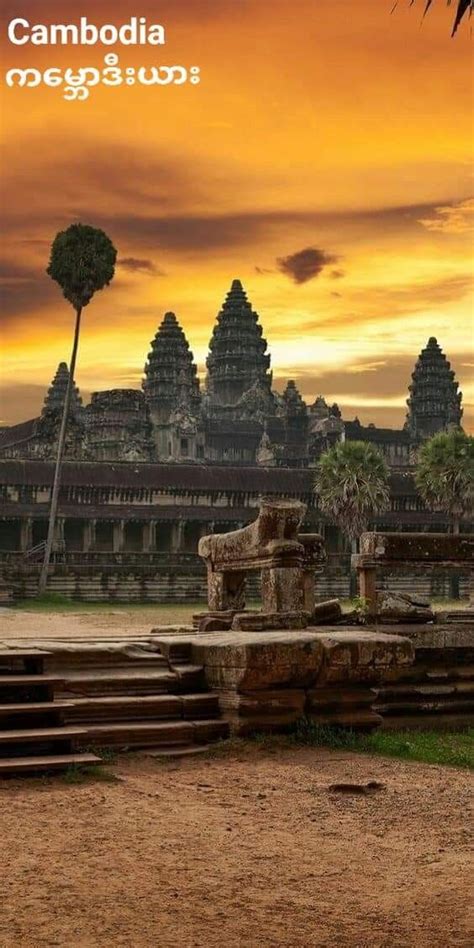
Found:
<box><xmin>196</xmin><ymin>498</ymin><xmax>326</xmax><ymax>631</ymax></box>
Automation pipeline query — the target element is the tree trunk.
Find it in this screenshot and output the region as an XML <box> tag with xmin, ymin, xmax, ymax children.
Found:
<box><xmin>38</xmin><ymin>307</ymin><xmax>82</xmax><ymax>596</ymax></box>
<box><xmin>450</xmin><ymin>517</ymin><xmax>460</xmax><ymax>601</ymax></box>
<box><xmin>349</xmin><ymin>536</ymin><xmax>358</xmax><ymax>598</ymax></box>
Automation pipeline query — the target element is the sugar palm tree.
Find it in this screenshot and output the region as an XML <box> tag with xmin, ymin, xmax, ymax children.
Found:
<box><xmin>416</xmin><ymin>429</ymin><xmax>473</xmax><ymax>599</ymax></box>
<box><xmin>314</xmin><ymin>440</ymin><xmax>391</xmax><ymax>595</ymax></box>
<box><xmin>392</xmin><ymin>0</ymin><xmax>472</xmax><ymax>35</ymax></box>
<box><xmin>38</xmin><ymin>223</ymin><xmax>117</xmax><ymax>595</ymax></box>
<box><xmin>415</xmin><ymin>430</ymin><xmax>474</xmax><ymax>534</ymax></box>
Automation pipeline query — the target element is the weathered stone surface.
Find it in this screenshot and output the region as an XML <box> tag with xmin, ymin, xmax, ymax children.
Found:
<box><xmin>198</xmin><ymin>499</ymin><xmax>324</xmax><ymax>627</ymax></box>
<box><xmin>358</xmin><ymin>531</ymin><xmax>473</xmax><ymax>565</ymax></box>
<box><xmin>313</xmin><ymin>629</ymin><xmax>415</xmax><ymax>684</ymax></box>
<box><xmin>199</xmin><ymin>498</ymin><xmax>307</xmax><ymax>573</ymax></box>
<box><xmin>312</xmin><ymin>599</ymin><xmax>343</xmax><ymax>625</ymax></box>
<box><xmin>199</xmin><ymin>616</ymin><xmax>234</xmax><ymax>633</ymax></box>
<box><xmin>231</xmin><ymin>611</ymin><xmax>309</xmax><ymax>631</ymax></box>
<box><xmin>191</xmin><ymin>630</ymin><xmax>326</xmax><ymax>691</ymax></box>
<box><xmin>377</xmin><ymin>592</ymin><xmax>435</xmax><ymax>624</ymax></box>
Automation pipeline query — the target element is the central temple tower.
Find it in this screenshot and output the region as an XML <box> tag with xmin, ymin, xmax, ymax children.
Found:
<box><xmin>405</xmin><ymin>337</ymin><xmax>463</xmax><ymax>441</ymax></box>
<box><xmin>205</xmin><ymin>280</ymin><xmax>273</xmax><ymax>410</ymax></box>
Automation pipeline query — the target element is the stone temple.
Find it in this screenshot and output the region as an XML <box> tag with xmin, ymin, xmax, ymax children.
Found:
<box><xmin>0</xmin><ymin>280</ymin><xmax>468</xmax><ymax>601</ymax></box>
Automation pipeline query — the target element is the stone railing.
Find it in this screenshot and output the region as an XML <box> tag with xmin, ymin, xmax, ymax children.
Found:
<box><xmin>352</xmin><ymin>532</ymin><xmax>474</xmax><ymax>614</ymax></box>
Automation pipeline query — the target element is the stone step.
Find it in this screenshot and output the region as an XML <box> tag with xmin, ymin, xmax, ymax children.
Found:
<box><xmin>85</xmin><ymin>720</ymin><xmax>195</xmax><ymax>748</ymax></box>
<box><xmin>0</xmin><ymin>674</ymin><xmax>62</xmax><ymax>684</ymax></box>
<box><xmin>0</xmin><ymin>752</ymin><xmax>101</xmax><ymax>777</ymax></box>
<box><xmin>378</xmin><ymin>680</ymin><xmax>474</xmax><ymax>698</ymax></box>
<box><xmin>0</xmin><ymin>675</ymin><xmax>64</xmax><ymax>702</ymax></box>
<box><xmin>380</xmin><ymin>711</ymin><xmax>474</xmax><ymax>731</ymax></box>
<box><xmin>376</xmin><ymin>697</ymin><xmax>474</xmax><ymax>714</ymax></box>
<box><xmin>84</xmin><ymin>719</ymin><xmax>228</xmax><ymax>749</ymax></box>
<box><xmin>59</xmin><ymin>669</ymin><xmax>180</xmax><ymax>697</ymax></box>
<box><xmin>66</xmin><ymin>693</ymin><xmax>220</xmax><ymax>723</ymax></box>
<box><xmin>144</xmin><ymin>744</ymin><xmax>213</xmax><ymax>759</ymax></box>
<box><xmin>0</xmin><ymin>701</ymin><xmax>72</xmax><ymax>728</ymax></box>
<box><xmin>0</xmin><ymin>726</ymin><xmax>87</xmax><ymax>745</ymax></box>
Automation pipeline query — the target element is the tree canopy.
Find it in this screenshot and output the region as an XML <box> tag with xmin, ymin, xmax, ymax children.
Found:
<box><xmin>47</xmin><ymin>222</ymin><xmax>117</xmax><ymax>312</ymax></box>
<box><xmin>415</xmin><ymin>429</ymin><xmax>474</xmax><ymax>530</ymax></box>
<box><xmin>314</xmin><ymin>440</ymin><xmax>391</xmax><ymax>542</ymax></box>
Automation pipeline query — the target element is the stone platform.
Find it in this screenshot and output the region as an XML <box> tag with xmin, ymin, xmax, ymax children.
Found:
<box><xmin>4</xmin><ymin>619</ymin><xmax>473</xmax><ymax>736</ymax></box>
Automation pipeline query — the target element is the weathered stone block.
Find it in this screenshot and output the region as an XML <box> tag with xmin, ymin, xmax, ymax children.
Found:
<box><xmin>191</xmin><ymin>630</ymin><xmax>325</xmax><ymax>691</ymax></box>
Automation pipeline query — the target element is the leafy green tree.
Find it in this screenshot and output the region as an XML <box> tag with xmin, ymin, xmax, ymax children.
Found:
<box><xmin>314</xmin><ymin>441</ymin><xmax>391</xmax><ymax>594</ymax></box>
<box><xmin>38</xmin><ymin>224</ymin><xmax>117</xmax><ymax>595</ymax></box>
<box><xmin>415</xmin><ymin>430</ymin><xmax>474</xmax><ymax>534</ymax></box>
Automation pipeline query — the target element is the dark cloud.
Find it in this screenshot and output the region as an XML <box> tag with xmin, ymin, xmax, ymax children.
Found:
<box><xmin>330</xmin><ymin>269</ymin><xmax>345</xmax><ymax>279</ymax></box>
<box><xmin>276</xmin><ymin>247</ymin><xmax>338</xmax><ymax>285</ymax></box>
<box><xmin>118</xmin><ymin>258</ymin><xmax>164</xmax><ymax>275</ymax></box>
<box><xmin>255</xmin><ymin>266</ymin><xmax>274</xmax><ymax>275</ymax></box>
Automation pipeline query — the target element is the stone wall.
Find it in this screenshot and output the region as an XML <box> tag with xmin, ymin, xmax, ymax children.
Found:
<box><xmin>3</xmin><ymin>562</ymin><xmax>470</xmax><ymax>602</ymax></box>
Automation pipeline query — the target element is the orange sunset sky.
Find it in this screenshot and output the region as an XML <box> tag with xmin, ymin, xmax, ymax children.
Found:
<box><xmin>1</xmin><ymin>0</ymin><xmax>473</xmax><ymax>430</ymax></box>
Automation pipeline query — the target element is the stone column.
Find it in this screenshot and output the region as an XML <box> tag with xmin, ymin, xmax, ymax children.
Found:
<box><xmin>358</xmin><ymin>566</ymin><xmax>377</xmax><ymax>615</ymax></box>
<box><xmin>83</xmin><ymin>519</ymin><xmax>95</xmax><ymax>552</ymax></box>
<box><xmin>55</xmin><ymin>518</ymin><xmax>65</xmax><ymax>552</ymax></box>
<box><xmin>20</xmin><ymin>517</ymin><xmax>33</xmax><ymax>552</ymax></box>
<box><xmin>261</xmin><ymin>566</ymin><xmax>305</xmax><ymax>614</ymax></box>
<box><xmin>142</xmin><ymin>522</ymin><xmax>155</xmax><ymax>552</ymax></box>
<box><xmin>171</xmin><ymin>520</ymin><xmax>185</xmax><ymax>552</ymax></box>
<box><xmin>113</xmin><ymin>520</ymin><xmax>124</xmax><ymax>553</ymax></box>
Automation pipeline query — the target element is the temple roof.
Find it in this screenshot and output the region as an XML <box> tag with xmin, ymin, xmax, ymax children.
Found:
<box><xmin>0</xmin><ymin>458</ymin><xmax>417</xmax><ymax>497</ymax></box>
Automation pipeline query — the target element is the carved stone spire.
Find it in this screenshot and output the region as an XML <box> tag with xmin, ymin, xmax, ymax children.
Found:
<box><xmin>280</xmin><ymin>380</ymin><xmax>307</xmax><ymax>419</ymax></box>
<box><xmin>143</xmin><ymin>312</ymin><xmax>201</xmax><ymax>423</ymax></box>
<box><xmin>405</xmin><ymin>337</ymin><xmax>463</xmax><ymax>440</ymax></box>
<box><xmin>41</xmin><ymin>362</ymin><xmax>83</xmax><ymax>417</ymax></box>
<box><xmin>206</xmin><ymin>280</ymin><xmax>272</xmax><ymax>408</ymax></box>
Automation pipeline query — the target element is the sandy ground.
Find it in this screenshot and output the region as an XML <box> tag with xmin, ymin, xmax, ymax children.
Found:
<box><xmin>0</xmin><ymin>605</ymin><xmax>196</xmax><ymax>641</ymax></box>
<box><xmin>0</xmin><ymin>744</ymin><xmax>472</xmax><ymax>948</ymax></box>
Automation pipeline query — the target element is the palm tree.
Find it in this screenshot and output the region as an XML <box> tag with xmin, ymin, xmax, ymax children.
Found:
<box><xmin>38</xmin><ymin>223</ymin><xmax>117</xmax><ymax>595</ymax></box>
<box><xmin>314</xmin><ymin>440</ymin><xmax>391</xmax><ymax>595</ymax></box>
<box><xmin>392</xmin><ymin>0</ymin><xmax>473</xmax><ymax>34</ymax></box>
<box><xmin>415</xmin><ymin>429</ymin><xmax>474</xmax><ymax>599</ymax></box>
<box><xmin>415</xmin><ymin>430</ymin><xmax>474</xmax><ymax>534</ymax></box>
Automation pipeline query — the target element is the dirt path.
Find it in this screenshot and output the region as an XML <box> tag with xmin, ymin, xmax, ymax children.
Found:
<box><xmin>0</xmin><ymin>605</ymin><xmax>195</xmax><ymax>640</ymax></box>
<box><xmin>0</xmin><ymin>744</ymin><xmax>471</xmax><ymax>948</ymax></box>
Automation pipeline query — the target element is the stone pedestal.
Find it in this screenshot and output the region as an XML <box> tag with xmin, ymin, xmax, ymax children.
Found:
<box><xmin>261</xmin><ymin>566</ymin><xmax>305</xmax><ymax>614</ymax></box>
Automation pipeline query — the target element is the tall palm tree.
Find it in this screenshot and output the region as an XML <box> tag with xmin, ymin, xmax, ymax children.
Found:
<box><xmin>415</xmin><ymin>430</ymin><xmax>474</xmax><ymax>534</ymax></box>
<box><xmin>416</xmin><ymin>429</ymin><xmax>473</xmax><ymax>599</ymax></box>
<box><xmin>314</xmin><ymin>440</ymin><xmax>391</xmax><ymax>595</ymax></box>
<box><xmin>392</xmin><ymin>0</ymin><xmax>473</xmax><ymax>35</ymax></box>
<box><xmin>38</xmin><ymin>223</ymin><xmax>117</xmax><ymax>595</ymax></box>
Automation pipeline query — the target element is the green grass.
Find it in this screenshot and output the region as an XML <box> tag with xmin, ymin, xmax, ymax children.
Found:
<box><xmin>60</xmin><ymin>764</ymin><xmax>121</xmax><ymax>785</ymax></box>
<box><xmin>287</xmin><ymin>719</ymin><xmax>474</xmax><ymax>770</ymax></box>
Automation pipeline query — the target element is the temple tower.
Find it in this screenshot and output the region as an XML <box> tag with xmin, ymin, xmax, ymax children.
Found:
<box><xmin>36</xmin><ymin>362</ymin><xmax>85</xmax><ymax>459</ymax></box>
<box><xmin>143</xmin><ymin>313</ymin><xmax>201</xmax><ymax>423</ymax></box>
<box><xmin>41</xmin><ymin>362</ymin><xmax>83</xmax><ymax>417</ymax></box>
<box><xmin>405</xmin><ymin>337</ymin><xmax>463</xmax><ymax>441</ymax></box>
<box><xmin>143</xmin><ymin>312</ymin><xmax>203</xmax><ymax>460</ymax></box>
<box><xmin>85</xmin><ymin>390</ymin><xmax>154</xmax><ymax>462</ymax></box>
<box><xmin>206</xmin><ymin>280</ymin><xmax>272</xmax><ymax>409</ymax></box>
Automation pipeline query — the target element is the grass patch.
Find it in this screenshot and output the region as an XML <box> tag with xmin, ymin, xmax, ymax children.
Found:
<box><xmin>60</xmin><ymin>764</ymin><xmax>121</xmax><ymax>785</ymax></box>
<box><xmin>287</xmin><ymin>719</ymin><xmax>474</xmax><ymax>770</ymax></box>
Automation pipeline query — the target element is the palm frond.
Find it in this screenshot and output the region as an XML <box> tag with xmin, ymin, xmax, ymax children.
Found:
<box><xmin>394</xmin><ymin>0</ymin><xmax>473</xmax><ymax>33</ymax></box>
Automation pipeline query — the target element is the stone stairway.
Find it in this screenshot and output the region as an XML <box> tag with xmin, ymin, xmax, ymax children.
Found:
<box><xmin>0</xmin><ymin>648</ymin><xmax>100</xmax><ymax>776</ymax></box>
<box><xmin>40</xmin><ymin>639</ymin><xmax>229</xmax><ymax>753</ymax></box>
